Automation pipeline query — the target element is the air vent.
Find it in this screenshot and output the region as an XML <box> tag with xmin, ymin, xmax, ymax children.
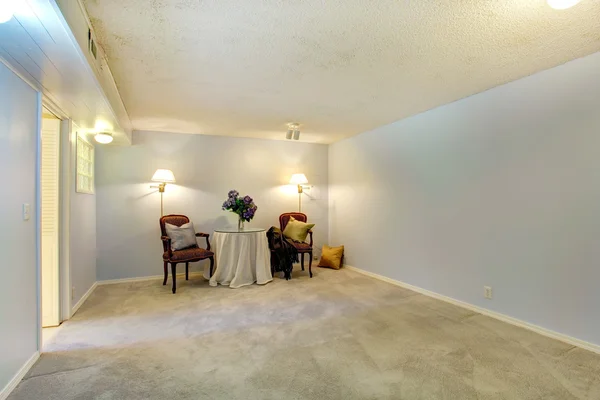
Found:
<box><xmin>88</xmin><ymin>29</ymin><xmax>97</xmax><ymax>60</ymax></box>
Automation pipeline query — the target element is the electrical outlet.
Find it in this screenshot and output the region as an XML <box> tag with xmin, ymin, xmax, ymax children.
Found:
<box><xmin>484</xmin><ymin>286</ymin><xmax>493</xmax><ymax>299</ymax></box>
<box><xmin>313</xmin><ymin>255</ymin><xmax>319</xmax><ymax>260</ymax></box>
<box><xmin>23</xmin><ymin>203</ymin><xmax>30</xmax><ymax>221</ymax></box>
<box><xmin>72</xmin><ymin>286</ymin><xmax>75</xmax><ymax>300</ymax></box>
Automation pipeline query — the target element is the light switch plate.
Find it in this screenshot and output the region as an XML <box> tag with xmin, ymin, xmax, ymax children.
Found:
<box><xmin>484</xmin><ymin>286</ymin><xmax>493</xmax><ymax>300</ymax></box>
<box><xmin>23</xmin><ymin>203</ymin><xmax>30</xmax><ymax>221</ymax></box>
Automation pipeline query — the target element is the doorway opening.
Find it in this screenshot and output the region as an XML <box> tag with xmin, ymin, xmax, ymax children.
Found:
<box><xmin>41</xmin><ymin>107</ymin><xmax>62</xmax><ymax>348</ymax></box>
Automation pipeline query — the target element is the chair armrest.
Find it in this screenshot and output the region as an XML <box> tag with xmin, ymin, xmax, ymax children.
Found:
<box><xmin>196</xmin><ymin>232</ymin><xmax>211</xmax><ymax>251</ymax></box>
<box><xmin>161</xmin><ymin>236</ymin><xmax>173</xmax><ymax>257</ymax></box>
<box><xmin>308</xmin><ymin>230</ymin><xmax>313</xmax><ymax>247</ymax></box>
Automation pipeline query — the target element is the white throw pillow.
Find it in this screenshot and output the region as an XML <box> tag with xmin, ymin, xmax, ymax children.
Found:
<box><xmin>165</xmin><ymin>222</ymin><xmax>197</xmax><ymax>251</ymax></box>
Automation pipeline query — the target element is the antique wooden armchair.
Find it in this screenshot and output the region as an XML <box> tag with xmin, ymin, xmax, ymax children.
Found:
<box><xmin>160</xmin><ymin>214</ymin><xmax>214</xmax><ymax>293</ymax></box>
<box><xmin>279</xmin><ymin>212</ymin><xmax>313</xmax><ymax>278</ymax></box>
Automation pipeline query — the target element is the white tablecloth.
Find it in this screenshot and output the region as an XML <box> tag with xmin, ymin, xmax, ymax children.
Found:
<box><xmin>208</xmin><ymin>230</ymin><xmax>272</xmax><ymax>288</ymax></box>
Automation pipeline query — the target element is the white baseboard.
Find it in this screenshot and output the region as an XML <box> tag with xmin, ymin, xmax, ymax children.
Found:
<box><xmin>343</xmin><ymin>265</ymin><xmax>600</xmax><ymax>355</ymax></box>
<box><xmin>97</xmin><ymin>275</ymin><xmax>164</xmax><ymax>285</ymax></box>
<box><xmin>71</xmin><ymin>281</ymin><xmax>98</xmax><ymax>317</ymax></box>
<box><xmin>0</xmin><ymin>351</ymin><xmax>40</xmax><ymax>400</ymax></box>
<box><xmin>97</xmin><ymin>271</ymin><xmax>206</xmax><ymax>286</ymax></box>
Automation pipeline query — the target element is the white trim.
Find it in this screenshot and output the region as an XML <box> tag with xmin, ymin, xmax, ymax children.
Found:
<box><xmin>35</xmin><ymin>94</ymin><xmax>43</xmax><ymax>354</ymax></box>
<box><xmin>71</xmin><ymin>282</ymin><xmax>98</xmax><ymax>316</ymax></box>
<box><xmin>59</xmin><ymin>120</ymin><xmax>73</xmax><ymax>321</ymax></box>
<box><xmin>1</xmin><ymin>51</ymin><xmax>74</xmax><ymax>122</ymax></box>
<box><xmin>97</xmin><ymin>272</ymin><xmax>206</xmax><ymax>286</ymax></box>
<box><xmin>0</xmin><ymin>352</ymin><xmax>40</xmax><ymax>400</ymax></box>
<box><xmin>42</xmin><ymin>95</ymin><xmax>68</xmax><ymax>121</ymax></box>
<box><xmin>48</xmin><ymin>0</ymin><xmax>133</xmax><ymax>143</ymax></box>
<box><xmin>0</xmin><ymin>56</ymin><xmax>40</xmax><ymax>93</ymax></box>
<box><xmin>343</xmin><ymin>265</ymin><xmax>600</xmax><ymax>355</ymax></box>
<box><xmin>97</xmin><ymin>276</ymin><xmax>165</xmax><ymax>285</ymax></box>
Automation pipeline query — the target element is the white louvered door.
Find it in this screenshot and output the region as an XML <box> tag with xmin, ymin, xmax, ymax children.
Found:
<box><xmin>41</xmin><ymin>117</ymin><xmax>61</xmax><ymax>327</ymax></box>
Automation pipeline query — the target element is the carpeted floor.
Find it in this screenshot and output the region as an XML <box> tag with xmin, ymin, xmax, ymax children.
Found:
<box><xmin>9</xmin><ymin>267</ymin><xmax>600</xmax><ymax>399</ymax></box>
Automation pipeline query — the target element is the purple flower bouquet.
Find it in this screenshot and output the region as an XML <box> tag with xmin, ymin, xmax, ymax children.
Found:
<box><xmin>222</xmin><ymin>190</ymin><xmax>258</xmax><ymax>230</ymax></box>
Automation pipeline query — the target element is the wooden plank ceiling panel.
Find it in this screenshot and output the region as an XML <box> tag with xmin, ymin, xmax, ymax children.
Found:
<box><xmin>0</xmin><ymin>0</ymin><xmax>130</xmax><ymax>145</ymax></box>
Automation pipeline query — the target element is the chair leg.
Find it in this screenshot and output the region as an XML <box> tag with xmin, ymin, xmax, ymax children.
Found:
<box><xmin>186</xmin><ymin>262</ymin><xmax>189</xmax><ymax>281</ymax></box>
<box><xmin>171</xmin><ymin>263</ymin><xmax>177</xmax><ymax>294</ymax></box>
<box><xmin>301</xmin><ymin>253</ymin><xmax>305</xmax><ymax>271</ymax></box>
<box><xmin>163</xmin><ymin>261</ymin><xmax>168</xmax><ymax>285</ymax></box>
<box><xmin>209</xmin><ymin>257</ymin><xmax>214</xmax><ymax>277</ymax></box>
<box><xmin>309</xmin><ymin>252</ymin><xmax>313</xmax><ymax>278</ymax></box>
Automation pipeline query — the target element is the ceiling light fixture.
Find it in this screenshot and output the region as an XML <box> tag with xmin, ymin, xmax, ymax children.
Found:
<box><xmin>547</xmin><ymin>0</ymin><xmax>581</xmax><ymax>9</ymax></box>
<box><xmin>286</xmin><ymin>123</ymin><xmax>300</xmax><ymax>140</ymax></box>
<box><xmin>94</xmin><ymin>131</ymin><xmax>114</xmax><ymax>144</ymax></box>
<box><xmin>0</xmin><ymin>0</ymin><xmax>14</xmax><ymax>23</ymax></box>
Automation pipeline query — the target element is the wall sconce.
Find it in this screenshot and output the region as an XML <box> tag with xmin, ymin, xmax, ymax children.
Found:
<box><xmin>151</xmin><ymin>169</ymin><xmax>176</xmax><ymax>216</ymax></box>
<box><xmin>290</xmin><ymin>173</ymin><xmax>309</xmax><ymax>212</ymax></box>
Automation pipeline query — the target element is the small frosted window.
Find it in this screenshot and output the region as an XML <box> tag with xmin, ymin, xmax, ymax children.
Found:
<box><xmin>76</xmin><ymin>135</ymin><xmax>94</xmax><ymax>194</ymax></box>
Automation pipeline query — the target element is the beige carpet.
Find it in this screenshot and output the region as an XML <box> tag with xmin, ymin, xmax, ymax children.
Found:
<box><xmin>9</xmin><ymin>267</ymin><xmax>600</xmax><ymax>399</ymax></box>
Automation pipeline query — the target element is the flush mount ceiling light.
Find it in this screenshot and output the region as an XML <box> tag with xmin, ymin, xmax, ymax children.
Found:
<box><xmin>94</xmin><ymin>131</ymin><xmax>114</xmax><ymax>144</ymax></box>
<box><xmin>547</xmin><ymin>0</ymin><xmax>581</xmax><ymax>9</ymax></box>
<box><xmin>286</xmin><ymin>123</ymin><xmax>300</xmax><ymax>140</ymax></box>
<box><xmin>0</xmin><ymin>0</ymin><xmax>14</xmax><ymax>23</ymax></box>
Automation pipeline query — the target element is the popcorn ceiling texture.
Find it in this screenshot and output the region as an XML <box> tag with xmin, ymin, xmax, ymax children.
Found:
<box><xmin>83</xmin><ymin>0</ymin><xmax>600</xmax><ymax>143</ymax></box>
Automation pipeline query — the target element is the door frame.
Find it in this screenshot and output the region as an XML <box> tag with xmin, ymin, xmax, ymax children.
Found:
<box><xmin>38</xmin><ymin>98</ymin><xmax>72</xmax><ymax>350</ymax></box>
<box><xmin>6</xmin><ymin>58</ymin><xmax>74</xmax><ymax>351</ymax></box>
<box><xmin>58</xmin><ymin>119</ymin><xmax>73</xmax><ymax>323</ymax></box>
<box><xmin>58</xmin><ymin>118</ymin><xmax>72</xmax><ymax>322</ymax></box>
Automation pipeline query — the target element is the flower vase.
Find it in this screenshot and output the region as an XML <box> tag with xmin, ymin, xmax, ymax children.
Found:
<box><xmin>238</xmin><ymin>217</ymin><xmax>245</xmax><ymax>231</ymax></box>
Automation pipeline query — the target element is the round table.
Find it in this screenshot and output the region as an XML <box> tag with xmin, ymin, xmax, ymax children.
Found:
<box><xmin>209</xmin><ymin>228</ymin><xmax>273</xmax><ymax>288</ymax></box>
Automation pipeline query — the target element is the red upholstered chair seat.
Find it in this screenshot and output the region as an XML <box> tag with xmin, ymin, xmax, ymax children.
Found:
<box><xmin>163</xmin><ymin>247</ymin><xmax>214</xmax><ymax>262</ymax></box>
<box><xmin>291</xmin><ymin>242</ymin><xmax>312</xmax><ymax>251</ymax></box>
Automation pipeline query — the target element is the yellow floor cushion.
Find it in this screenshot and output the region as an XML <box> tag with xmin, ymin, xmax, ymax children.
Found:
<box><xmin>318</xmin><ymin>245</ymin><xmax>344</xmax><ymax>270</ymax></box>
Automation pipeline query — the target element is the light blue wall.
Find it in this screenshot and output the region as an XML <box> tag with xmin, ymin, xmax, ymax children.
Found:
<box><xmin>329</xmin><ymin>52</ymin><xmax>600</xmax><ymax>346</ymax></box>
<box><xmin>95</xmin><ymin>131</ymin><xmax>329</xmax><ymax>281</ymax></box>
<box><xmin>69</xmin><ymin>129</ymin><xmax>97</xmax><ymax>307</ymax></box>
<box><xmin>0</xmin><ymin>63</ymin><xmax>40</xmax><ymax>391</ymax></box>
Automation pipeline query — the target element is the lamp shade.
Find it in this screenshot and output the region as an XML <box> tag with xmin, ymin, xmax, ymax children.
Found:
<box><xmin>290</xmin><ymin>173</ymin><xmax>308</xmax><ymax>185</ymax></box>
<box><xmin>152</xmin><ymin>169</ymin><xmax>176</xmax><ymax>183</ymax></box>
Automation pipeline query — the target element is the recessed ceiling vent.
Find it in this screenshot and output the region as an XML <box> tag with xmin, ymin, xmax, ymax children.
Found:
<box><xmin>88</xmin><ymin>29</ymin><xmax>97</xmax><ymax>60</ymax></box>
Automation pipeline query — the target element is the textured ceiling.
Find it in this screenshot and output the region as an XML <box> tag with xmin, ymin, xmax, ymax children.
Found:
<box><xmin>83</xmin><ymin>0</ymin><xmax>600</xmax><ymax>143</ymax></box>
